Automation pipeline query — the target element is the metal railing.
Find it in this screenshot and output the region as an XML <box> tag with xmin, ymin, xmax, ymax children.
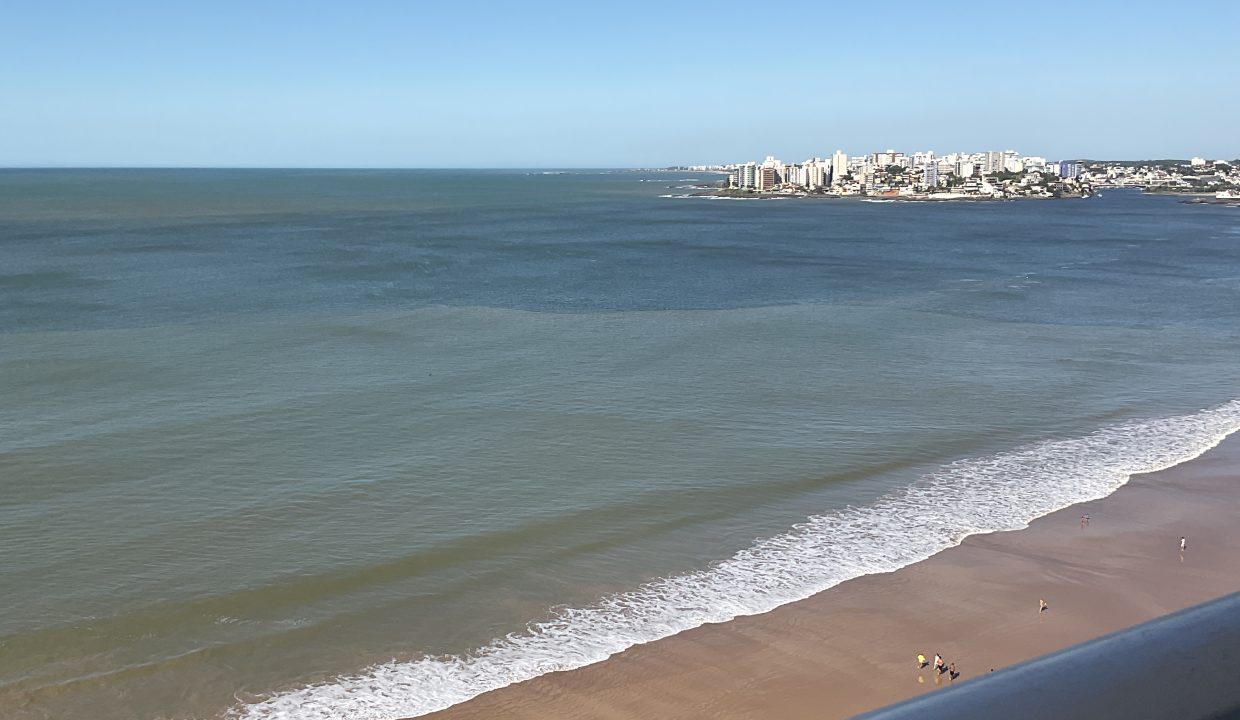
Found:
<box><xmin>854</xmin><ymin>591</ymin><xmax>1240</xmax><ymax>720</ymax></box>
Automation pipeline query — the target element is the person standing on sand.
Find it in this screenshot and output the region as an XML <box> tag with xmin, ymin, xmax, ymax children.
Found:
<box><xmin>1039</xmin><ymin>598</ymin><xmax>1048</xmax><ymax>613</ymax></box>
<box><xmin>1181</xmin><ymin>536</ymin><xmax>1187</xmax><ymax>551</ymax></box>
<box><xmin>933</xmin><ymin>653</ymin><xmax>943</xmax><ymax>672</ymax></box>
<box><xmin>949</xmin><ymin>662</ymin><xmax>958</xmax><ymax>680</ymax></box>
<box><xmin>917</xmin><ymin>653</ymin><xmax>927</xmax><ymax>669</ymax></box>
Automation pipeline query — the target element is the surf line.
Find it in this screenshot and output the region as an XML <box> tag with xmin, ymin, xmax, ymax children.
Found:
<box><xmin>233</xmin><ymin>399</ymin><xmax>1240</xmax><ymax>720</ymax></box>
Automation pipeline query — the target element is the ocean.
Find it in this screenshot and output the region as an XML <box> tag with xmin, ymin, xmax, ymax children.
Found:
<box><xmin>2</xmin><ymin>169</ymin><xmax>1238</xmax><ymax>720</ymax></box>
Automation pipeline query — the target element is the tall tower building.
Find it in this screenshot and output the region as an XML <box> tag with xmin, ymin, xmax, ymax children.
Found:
<box><xmin>805</xmin><ymin>161</ymin><xmax>826</xmax><ymax>190</ymax></box>
<box><xmin>985</xmin><ymin>151</ymin><xmax>1005</xmax><ymax>175</ymax></box>
<box><xmin>758</xmin><ymin>167</ymin><xmax>778</xmax><ymax>191</ymax></box>
<box><xmin>831</xmin><ymin>150</ymin><xmax>848</xmax><ymax>185</ymax></box>
<box><xmin>730</xmin><ymin>162</ymin><xmax>758</xmax><ymax>189</ymax></box>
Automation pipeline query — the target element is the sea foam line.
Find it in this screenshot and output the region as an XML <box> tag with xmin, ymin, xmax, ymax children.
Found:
<box><xmin>231</xmin><ymin>399</ymin><xmax>1240</xmax><ymax>720</ymax></box>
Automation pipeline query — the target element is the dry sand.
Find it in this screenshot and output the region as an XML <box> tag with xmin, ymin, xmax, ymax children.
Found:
<box><xmin>421</xmin><ymin>435</ymin><xmax>1240</xmax><ymax>720</ymax></box>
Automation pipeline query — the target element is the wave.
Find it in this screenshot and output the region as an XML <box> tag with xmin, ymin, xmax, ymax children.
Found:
<box><xmin>230</xmin><ymin>400</ymin><xmax>1240</xmax><ymax>720</ymax></box>
<box><xmin>658</xmin><ymin>193</ymin><xmax>732</xmax><ymax>200</ymax></box>
<box><xmin>657</xmin><ymin>194</ymin><xmax>794</xmax><ymax>201</ymax></box>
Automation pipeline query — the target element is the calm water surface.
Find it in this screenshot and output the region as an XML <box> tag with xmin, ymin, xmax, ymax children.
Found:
<box><xmin>1</xmin><ymin>171</ymin><xmax>1238</xmax><ymax>719</ymax></box>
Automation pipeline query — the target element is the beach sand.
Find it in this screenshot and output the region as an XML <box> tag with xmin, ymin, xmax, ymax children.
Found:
<box><xmin>419</xmin><ymin>434</ymin><xmax>1240</xmax><ymax>720</ymax></box>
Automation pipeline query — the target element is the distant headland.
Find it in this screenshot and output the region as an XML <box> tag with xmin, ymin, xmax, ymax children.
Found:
<box><xmin>651</xmin><ymin>152</ymin><xmax>1240</xmax><ymax>202</ymax></box>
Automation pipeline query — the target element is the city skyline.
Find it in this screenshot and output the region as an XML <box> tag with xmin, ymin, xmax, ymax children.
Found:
<box><xmin>3</xmin><ymin>0</ymin><xmax>1238</xmax><ymax>167</ymax></box>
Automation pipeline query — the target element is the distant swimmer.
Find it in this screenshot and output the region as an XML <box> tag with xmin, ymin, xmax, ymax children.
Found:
<box><xmin>1181</xmin><ymin>536</ymin><xmax>1187</xmax><ymax>552</ymax></box>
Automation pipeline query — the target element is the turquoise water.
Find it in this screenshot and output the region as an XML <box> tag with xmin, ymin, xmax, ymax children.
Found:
<box><xmin>1</xmin><ymin>171</ymin><xmax>1238</xmax><ymax>719</ymax></box>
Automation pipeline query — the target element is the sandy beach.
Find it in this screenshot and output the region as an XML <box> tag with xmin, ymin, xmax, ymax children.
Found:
<box><xmin>420</xmin><ymin>434</ymin><xmax>1240</xmax><ymax>720</ymax></box>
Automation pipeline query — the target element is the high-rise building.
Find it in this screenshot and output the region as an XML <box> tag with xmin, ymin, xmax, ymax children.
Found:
<box><xmin>984</xmin><ymin>151</ymin><xmax>1005</xmax><ymax>174</ymax></box>
<box><xmin>923</xmin><ymin>163</ymin><xmax>939</xmax><ymax>188</ymax></box>
<box><xmin>758</xmin><ymin>167</ymin><xmax>778</xmax><ymax>191</ymax></box>
<box><xmin>802</xmin><ymin>159</ymin><xmax>827</xmax><ymax>190</ymax></box>
<box><xmin>731</xmin><ymin>162</ymin><xmax>757</xmax><ymax>189</ymax></box>
<box><xmin>831</xmin><ymin>150</ymin><xmax>848</xmax><ymax>185</ymax></box>
<box><xmin>874</xmin><ymin>149</ymin><xmax>898</xmax><ymax>168</ymax></box>
<box><xmin>1059</xmin><ymin>161</ymin><xmax>1081</xmax><ymax>179</ymax></box>
<box><xmin>811</xmin><ymin>163</ymin><xmax>826</xmax><ymax>189</ymax></box>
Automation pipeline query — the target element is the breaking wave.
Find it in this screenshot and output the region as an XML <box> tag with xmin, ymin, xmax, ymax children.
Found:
<box><xmin>232</xmin><ymin>399</ymin><xmax>1240</xmax><ymax>720</ymax></box>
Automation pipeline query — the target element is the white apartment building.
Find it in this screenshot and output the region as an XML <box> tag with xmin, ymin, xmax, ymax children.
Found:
<box><xmin>831</xmin><ymin>151</ymin><xmax>848</xmax><ymax>184</ymax></box>
<box><xmin>984</xmin><ymin>151</ymin><xmax>1005</xmax><ymax>174</ymax></box>
<box><xmin>874</xmin><ymin>149</ymin><xmax>899</xmax><ymax>167</ymax></box>
<box><xmin>732</xmin><ymin>162</ymin><xmax>757</xmax><ymax>189</ymax></box>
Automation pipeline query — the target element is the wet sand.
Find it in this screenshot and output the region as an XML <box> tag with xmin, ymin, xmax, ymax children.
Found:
<box><xmin>420</xmin><ymin>434</ymin><xmax>1240</xmax><ymax>720</ymax></box>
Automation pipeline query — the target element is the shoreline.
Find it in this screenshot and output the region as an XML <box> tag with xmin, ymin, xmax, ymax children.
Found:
<box><xmin>420</xmin><ymin>433</ymin><xmax>1240</xmax><ymax>720</ymax></box>
<box><xmin>665</xmin><ymin>191</ymin><xmax>1087</xmax><ymax>202</ymax></box>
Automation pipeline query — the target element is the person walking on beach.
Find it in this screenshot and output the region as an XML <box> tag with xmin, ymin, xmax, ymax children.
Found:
<box><xmin>1181</xmin><ymin>536</ymin><xmax>1187</xmax><ymax>552</ymax></box>
<box><xmin>933</xmin><ymin>653</ymin><xmax>943</xmax><ymax>672</ymax></box>
<box><xmin>917</xmin><ymin>653</ymin><xmax>928</xmax><ymax>669</ymax></box>
<box><xmin>1039</xmin><ymin>598</ymin><xmax>1048</xmax><ymax>613</ymax></box>
<box><xmin>949</xmin><ymin>662</ymin><xmax>958</xmax><ymax>681</ymax></box>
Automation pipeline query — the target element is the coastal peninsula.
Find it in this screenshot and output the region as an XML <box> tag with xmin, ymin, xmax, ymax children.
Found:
<box><xmin>659</xmin><ymin>152</ymin><xmax>1239</xmax><ymax>202</ymax></box>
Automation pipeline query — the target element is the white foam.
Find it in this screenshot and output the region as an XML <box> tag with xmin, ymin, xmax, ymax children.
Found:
<box><xmin>231</xmin><ymin>400</ymin><xmax>1240</xmax><ymax>720</ymax></box>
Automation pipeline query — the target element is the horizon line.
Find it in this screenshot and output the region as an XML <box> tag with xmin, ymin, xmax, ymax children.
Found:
<box><xmin>1</xmin><ymin>157</ymin><xmax>1235</xmax><ymax>171</ymax></box>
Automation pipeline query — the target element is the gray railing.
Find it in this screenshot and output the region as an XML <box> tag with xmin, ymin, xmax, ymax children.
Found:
<box><xmin>854</xmin><ymin>591</ymin><xmax>1240</xmax><ymax>720</ymax></box>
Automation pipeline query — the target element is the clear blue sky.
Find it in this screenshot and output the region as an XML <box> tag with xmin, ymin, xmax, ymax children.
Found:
<box><xmin>3</xmin><ymin>0</ymin><xmax>1237</xmax><ymax>167</ymax></box>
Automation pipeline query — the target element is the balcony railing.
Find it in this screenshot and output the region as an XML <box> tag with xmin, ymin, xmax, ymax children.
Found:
<box><xmin>853</xmin><ymin>591</ymin><xmax>1240</xmax><ymax>720</ymax></box>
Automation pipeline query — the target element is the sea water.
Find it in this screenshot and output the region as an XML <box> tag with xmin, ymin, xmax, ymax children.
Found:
<box><xmin>1</xmin><ymin>170</ymin><xmax>1238</xmax><ymax>719</ymax></box>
